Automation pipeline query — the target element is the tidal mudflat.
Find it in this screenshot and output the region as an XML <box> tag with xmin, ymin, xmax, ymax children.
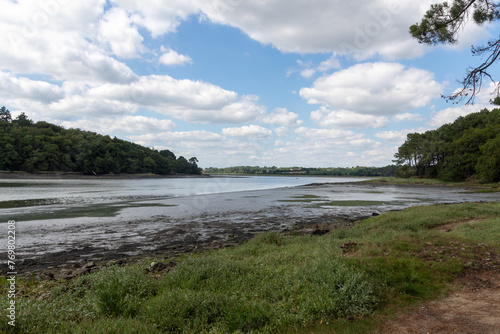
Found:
<box><xmin>1</xmin><ymin>178</ymin><xmax>498</xmax><ymax>272</ymax></box>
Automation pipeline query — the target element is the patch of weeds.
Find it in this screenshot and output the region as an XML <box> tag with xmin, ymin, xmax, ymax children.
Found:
<box><xmin>318</xmin><ymin>200</ymin><xmax>389</xmax><ymax>207</ymax></box>
<box><xmin>279</xmin><ymin>195</ymin><xmax>328</xmax><ymax>203</ymax></box>
<box><xmin>93</xmin><ymin>265</ymin><xmax>160</xmax><ymax>318</ymax></box>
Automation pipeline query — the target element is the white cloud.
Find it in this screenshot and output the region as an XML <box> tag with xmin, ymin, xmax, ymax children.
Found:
<box><xmin>134</xmin><ymin>130</ymin><xmax>225</xmax><ymax>143</ymax></box>
<box><xmin>51</xmin><ymin>75</ymin><xmax>266</xmax><ymax>123</ymax></box>
<box><xmin>258</xmin><ymin>129</ymin><xmax>390</xmax><ymax>167</ymax></box>
<box><xmin>300</xmin><ymin>68</ymin><xmax>316</xmax><ymax>79</ymax></box>
<box><xmin>311</xmin><ymin>107</ymin><xmax>389</xmax><ymax>129</ymax></box>
<box><xmin>98</xmin><ymin>7</ymin><xmax>146</xmax><ymax>58</ymax></box>
<box><xmin>295</xmin><ymin>127</ymin><xmax>361</xmax><ymax>140</ymax></box>
<box><xmin>261</xmin><ymin>108</ymin><xmax>303</xmax><ymax>127</ymax></box>
<box><xmin>111</xmin><ymin>0</ymin><xmax>200</xmax><ymax>37</ymax></box>
<box><xmin>159</xmin><ymin>48</ymin><xmax>193</xmax><ymax>66</ymax></box>
<box><xmin>374</xmin><ymin>130</ymin><xmax>410</xmax><ymax>144</ymax></box>
<box><xmin>0</xmin><ymin>0</ymin><xmax>138</xmax><ymax>84</ymax></box>
<box><xmin>60</xmin><ymin>116</ymin><xmax>175</xmax><ymax>135</ymax></box>
<box><xmin>222</xmin><ymin>125</ymin><xmax>273</xmax><ymax>139</ymax></box>
<box><xmin>300</xmin><ymin>62</ymin><xmax>442</xmax><ymax>116</ymax></box>
<box><xmin>198</xmin><ymin>0</ymin><xmax>437</xmax><ymax>59</ymax></box>
<box><xmin>0</xmin><ymin>71</ymin><xmax>63</xmax><ymax>103</ymax></box>
<box><xmin>317</xmin><ymin>56</ymin><xmax>341</xmax><ymax>72</ymax></box>
<box><xmin>428</xmin><ymin>105</ymin><xmax>485</xmax><ymax>127</ymax></box>
<box><xmin>2</xmin><ymin>70</ymin><xmax>266</xmax><ymax>124</ymax></box>
<box><xmin>393</xmin><ymin>112</ymin><xmax>423</xmax><ymax>122</ymax></box>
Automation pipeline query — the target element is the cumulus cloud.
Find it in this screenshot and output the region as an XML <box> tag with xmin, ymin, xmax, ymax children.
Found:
<box><xmin>374</xmin><ymin>130</ymin><xmax>410</xmax><ymax>144</ymax></box>
<box><xmin>159</xmin><ymin>47</ymin><xmax>193</xmax><ymax>66</ymax></box>
<box><xmin>300</xmin><ymin>62</ymin><xmax>442</xmax><ymax>116</ymax></box>
<box><xmin>133</xmin><ymin>130</ymin><xmax>225</xmax><ymax>143</ymax></box>
<box><xmin>261</xmin><ymin>108</ymin><xmax>303</xmax><ymax>127</ymax></box>
<box><xmin>393</xmin><ymin>112</ymin><xmax>423</xmax><ymax>122</ymax></box>
<box><xmin>198</xmin><ymin>0</ymin><xmax>436</xmax><ymax>59</ymax></box>
<box><xmin>98</xmin><ymin>7</ymin><xmax>146</xmax><ymax>58</ymax></box>
<box><xmin>47</xmin><ymin>75</ymin><xmax>265</xmax><ymax>123</ymax></box>
<box><xmin>222</xmin><ymin>125</ymin><xmax>273</xmax><ymax>139</ymax></box>
<box><xmin>60</xmin><ymin>116</ymin><xmax>175</xmax><ymax>134</ymax></box>
<box><xmin>295</xmin><ymin>127</ymin><xmax>361</xmax><ymax>140</ymax></box>
<box><xmin>0</xmin><ymin>71</ymin><xmax>64</xmax><ymax>103</ymax></box>
<box><xmin>0</xmin><ymin>0</ymin><xmax>139</xmax><ymax>84</ymax></box>
<box><xmin>262</xmin><ymin>128</ymin><xmax>390</xmax><ymax>167</ymax></box>
<box><xmin>111</xmin><ymin>0</ymin><xmax>200</xmax><ymax>37</ymax></box>
<box><xmin>310</xmin><ymin>107</ymin><xmax>389</xmax><ymax>129</ymax></box>
<box><xmin>428</xmin><ymin>105</ymin><xmax>486</xmax><ymax>127</ymax></box>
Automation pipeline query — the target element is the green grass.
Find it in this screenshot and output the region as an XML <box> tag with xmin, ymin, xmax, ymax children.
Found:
<box><xmin>2</xmin><ymin>201</ymin><xmax>499</xmax><ymax>333</ymax></box>
<box><xmin>365</xmin><ymin>177</ymin><xmax>500</xmax><ymax>189</ymax></box>
<box><xmin>318</xmin><ymin>200</ymin><xmax>390</xmax><ymax>207</ymax></box>
<box><xmin>278</xmin><ymin>195</ymin><xmax>328</xmax><ymax>203</ymax></box>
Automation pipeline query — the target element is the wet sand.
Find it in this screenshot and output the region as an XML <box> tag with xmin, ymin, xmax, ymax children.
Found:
<box><xmin>4</xmin><ymin>182</ymin><xmax>499</xmax><ymax>276</ymax></box>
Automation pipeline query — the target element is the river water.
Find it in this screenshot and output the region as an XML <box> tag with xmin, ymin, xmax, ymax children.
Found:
<box><xmin>0</xmin><ymin>176</ymin><xmax>368</xmax><ymax>221</ymax></box>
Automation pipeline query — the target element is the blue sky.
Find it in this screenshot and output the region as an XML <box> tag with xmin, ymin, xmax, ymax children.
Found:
<box><xmin>1</xmin><ymin>0</ymin><xmax>498</xmax><ymax>168</ymax></box>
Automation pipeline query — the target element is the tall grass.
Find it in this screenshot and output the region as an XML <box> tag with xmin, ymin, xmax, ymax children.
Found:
<box><xmin>1</xmin><ymin>201</ymin><xmax>499</xmax><ymax>333</ymax></box>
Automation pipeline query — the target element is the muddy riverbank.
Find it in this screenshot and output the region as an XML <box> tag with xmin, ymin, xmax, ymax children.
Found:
<box><xmin>2</xmin><ymin>181</ymin><xmax>499</xmax><ymax>278</ymax></box>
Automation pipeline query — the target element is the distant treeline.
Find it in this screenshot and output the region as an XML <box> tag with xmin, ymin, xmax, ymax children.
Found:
<box><xmin>394</xmin><ymin>108</ymin><xmax>500</xmax><ymax>182</ymax></box>
<box><xmin>204</xmin><ymin>165</ymin><xmax>397</xmax><ymax>177</ymax></box>
<box><xmin>0</xmin><ymin>107</ymin><xmax>201</xmax><ymax>175</ymax></box>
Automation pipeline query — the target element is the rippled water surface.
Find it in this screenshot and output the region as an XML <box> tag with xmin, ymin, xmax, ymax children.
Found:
<box><xmin>0</xmin><ymin>176</ymin><xmax>368</xmax><ymax>221</ymax></box>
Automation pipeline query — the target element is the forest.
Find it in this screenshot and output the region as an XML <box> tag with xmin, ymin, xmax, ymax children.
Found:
<box><xmin>394</xmin><ymin>108</ymin><xmax>500</xmax><ymax>182</ymax></box>
<box><xmin>0</xmin><ymin>107</ymin><xmax>201</xmax><ymax>175</ymax></box>
<box><xmin>204</xmin><ymin>165</ymin><xmax>397</xmax><ymax>177</ymax></box>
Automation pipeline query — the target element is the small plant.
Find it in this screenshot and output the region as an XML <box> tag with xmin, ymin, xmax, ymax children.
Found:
<box><xmin>93</xmin><ymin>266</ymin><xmax>158</xmax><ymax>317</ymax></box>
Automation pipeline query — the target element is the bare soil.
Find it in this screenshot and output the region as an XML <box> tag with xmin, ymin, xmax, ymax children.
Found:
<box><xmin>380</xmin><ymin>219</ymin><xmax>500</xmax><ymax>334</ymax></box>
<box><xmin>380</xmin><ymin>272</ymin><xmax>500</xmax><ymax>334</ymax></box>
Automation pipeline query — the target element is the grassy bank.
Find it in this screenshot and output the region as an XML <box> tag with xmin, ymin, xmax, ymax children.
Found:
<box><xmin>2</xmin><ymin>201</ymin><xmax>499</xmax><ymax>333</ymax></box>
<box><xmin>364</xmin><ymin>176</ymin><xmax>500</xmax><ymax>189</ymax></box>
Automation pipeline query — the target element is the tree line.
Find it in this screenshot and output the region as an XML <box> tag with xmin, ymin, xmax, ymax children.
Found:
<box><xmin>204</xmin><ymin>165</ymin><xmax>396</xmax><ymax>177</ymax></box>
<box><xmin>394</xmin><ymin>108</ymin><xmax>500</xmax><ymax>182</ymax></box>
<box><xmin>0</xmin><ymin>107</ymin><xmax>201</xmax><ymax>175</ymax></box>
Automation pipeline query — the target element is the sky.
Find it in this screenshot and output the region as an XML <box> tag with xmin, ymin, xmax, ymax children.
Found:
<box><xmin>1</xmin><ymin>0</ymin><xmax>499</xmax><ymax>168</ymax></box>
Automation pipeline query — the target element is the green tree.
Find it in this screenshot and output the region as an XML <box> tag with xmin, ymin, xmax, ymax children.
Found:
<box><xmin>476</xmin><ymin>132</ymin><xmax>500</xmax><ymax>182</ymax></box>
<box><xmin>394</xmin><ymin>109</ymin><xmax>500</xmax><ymax>182</ymax></box>
<box><xmin>0</xmin><ymin>106</ymin><xmax>12</xmax><ymax>123</ymax></box>
<box><xmin>13</xmin><ymin>112</ymin><xmax>33</xmax><ymax>127</ymax></box>
<box><xmin>411</xmin><ymin>0</ymin><xmax>500</xmax><ymax>103</ymax></box>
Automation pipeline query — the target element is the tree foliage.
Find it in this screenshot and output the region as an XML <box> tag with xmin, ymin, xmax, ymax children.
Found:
<box><xmin>204</xmin><ymin>165</ymin><xmax>396</xmax><ymax>177</ymax></box>
<box><xmin>0</xmin><ymin>109</ymin><xmax>201</xmax><ymax>175</ymax></box>
<box><xmin>394</xmin><ymin>108</ymin><xmax>500</xmax><ymax>182</ymax></box>
<box><xmin>410</xmin><ymin>0</ymin><xmax>500</xmax><ymax>103</ymax></box>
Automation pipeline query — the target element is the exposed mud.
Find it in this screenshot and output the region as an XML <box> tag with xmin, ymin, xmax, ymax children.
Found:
<box><xmin>2</xmin><ymin>182</ymin><xmax>499</xmax><ymax>282</ymax></box>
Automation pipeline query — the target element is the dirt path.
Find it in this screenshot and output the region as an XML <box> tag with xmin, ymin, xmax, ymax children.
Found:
<box><xmin>381</xmin><ymin>272</ymin><xmax>500</xmax><ymax>333</ymax></box>
<box><xmin>380</xmin><ymin>218</ymin><xmax>500</xmax><ymax>334</ymax></box>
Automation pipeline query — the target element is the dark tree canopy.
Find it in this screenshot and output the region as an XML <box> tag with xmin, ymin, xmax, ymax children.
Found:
<box><xmin>0</xmin><ymin>108</ymin><xmax>202</xmax><ymax>175</ymax></box>
<box><xmin>410</xmin><ymin>0</ymin><xmax>500</xmax><ymax>103</ymax></box>
<box><xmin>394</xmin><ymin>108</ymin><xmax>500</xmax><ymax>182</ymax></box>
<box><xmin>0</xmin><ymin>106</ymin><xmax>12</xmax><ymax>123</ymax></box>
